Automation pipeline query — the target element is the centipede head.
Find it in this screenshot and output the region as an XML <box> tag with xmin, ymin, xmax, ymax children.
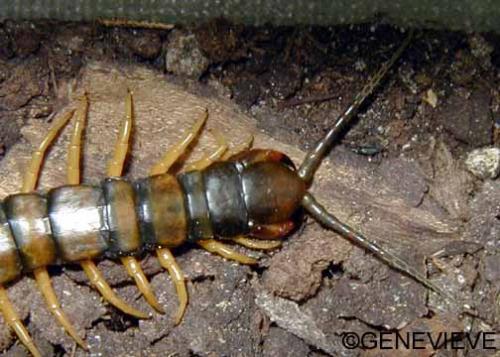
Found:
<box><xmin>230</xmin><ymin>149</ymin><xmax>306</xmax><ymax>239</ymax></box>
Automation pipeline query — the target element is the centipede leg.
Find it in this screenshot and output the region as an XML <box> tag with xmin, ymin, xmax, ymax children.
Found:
<box><xmin>107</xmin><ymin>90</ymin><xmax>134</xmax><ymax>177</ymax></box>
<box><xmin>232</xmin><ymin>237</ymin><xmax>282</xmax><ymax>250</ymax></box>
<box><xmin>156</xmin><ymin>248</ymin><xmax>188</xmax><ymax>324</ymax></box>
<box><xmin>197</xmin><ymin>239</ymin><xmax>257</xmax><ymax>265</ymax></box>
<box><xmin>149</xmin><ymin>110</ymin><xmax>213</xmax><ymax>323</ymax></box>
<box><xmin>63</xmin><ymin>93</ymin><xmax>148</xmax><ymax>319</ymax></box>
<box><xmin>121</xmin><ymin>256</ymin><xmax>164</xmax><ymax>314</ymax></box>
<box><xmin>150</xmin><ymin>109</ymin><xmax>208</xmax><ymax>176</ymax></box>
<box><xmin>33</xmin><ymin>268</ymin><xmax>88</xmax><ymax>349</ymax></box>
<box><xmin>80</xmin><ymin>260</ymin><xmax>149</xmax><ymax>319</ymax></box>
<box><xmin>221</xmin><ymin>135</ymin><xmax>254</xmax><ymax>160</ymax></box>
<box><xmin>20</xmin><ymin>101</ymin><xmax>88</xmax><ymax>349</ymax></box>
<box><xmin>21</xmin><ymin>109</ymin><xmax>75</xmax><ymax>192</ymax></box>
<box><xmin>107</xmin><ymin>91</ymin><xmax>164</xmax><ymax>314</ymax></box>
<box><xmin>183</xmin><ymin>129</ymin><xmax>228</xmax><ymax>171</ymax></box>
<box><xmin>66</xmin><ymin>93</ymin><xmax>88</xmax><ymax>184</ymax></box>
<box><xmin>0</xmin><ymin>285</ymin><xmax>42</xmax><ymax>357</ymax></box>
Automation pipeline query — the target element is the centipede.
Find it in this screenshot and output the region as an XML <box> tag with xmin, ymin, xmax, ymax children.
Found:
<box><xmin>0</xmin><ymin>30</ymin><xmax>469</xmax><ymax>356</ymax></box>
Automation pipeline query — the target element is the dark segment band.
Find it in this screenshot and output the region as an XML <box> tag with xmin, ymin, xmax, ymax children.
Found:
<box><xmin>203</xmin><ymin>162</ymin><xmax>248</xmax><ymax>237</ymax></box>
<box><xmin>135</xmin><ymin>174</ymin><xmax>187</xmax><ymax>248</ymax></box>
<box><xmin>103</xmin><ymin>178</ymin><xmax>141</xmax><ymax>256</ymax></box>
<box><xmin>178</xmin><ymin>170</ymin><xmax>213</xmax><ymax>242</ymax></box>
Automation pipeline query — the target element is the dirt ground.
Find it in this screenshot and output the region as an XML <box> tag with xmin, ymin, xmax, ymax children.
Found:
<box><xmin>0</xmin><ymin>19</ymin><xmax>499</xmax><ymax>356</ymax></box>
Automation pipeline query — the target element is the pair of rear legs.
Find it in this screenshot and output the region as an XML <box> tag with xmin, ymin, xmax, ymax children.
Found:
<box><xmin>0</xmin><ymin>91</ymin><xmax>280</xmax><ymax>356</ymax></box>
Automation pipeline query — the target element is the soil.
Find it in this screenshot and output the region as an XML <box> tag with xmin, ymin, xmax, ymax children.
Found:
<box><xmin>0</xmin><ymin>19</ymin><xmax>498</xmax><ymax>356</ymax></box>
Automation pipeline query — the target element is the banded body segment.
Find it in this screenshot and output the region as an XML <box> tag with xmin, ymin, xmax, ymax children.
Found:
<box><xmin>48</xmin><ymin>185</ymin><xmax>109</xmax><ymax>262</ymax></box>
<box><xmin>178</xmin><ymin>170</ymin><xmax>213</xmax><ymax>242</ymax></box>
<box><xmin>202</xmin><ymin>161</ymin><xmax>248</xmax><ymax>238</ymax></box>
<box><xmin>4</xmin><ymin>193</ymin><xmax>56</xmax><ymax>271</ymax></box>
<box><xmin>136</xmin><ymin>174</ymin><xmax>187</xmax><ymax>248</ymax></box>
<box><xmin>0</xmin><ymin>206</ymin><xmax>22</xmax><ymax>284</ymax></box>
<box><xmin>103</xmin><ymin>178</ymin><xmax>142</xmax><ymax>256</ymax></box>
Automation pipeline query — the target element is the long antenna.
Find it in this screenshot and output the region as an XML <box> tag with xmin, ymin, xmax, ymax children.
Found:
<box><xmin>302</xmin><ymin>193</ymin><xmax>475</xmax><ymax>314</ymax></box>
<box><xmin>299</xmin><ymin>30</ymin><xmax>475</xmax><ymax>314</ymax></box>
<box><xmin>303</xmin><ymin>194</ymin><xmax>450</xmax><ymax>299</ymax></box>
<box><xmin>298</xmin><ymin>29</ymin><xmax>414</xmax><ymax>183</ymax></box>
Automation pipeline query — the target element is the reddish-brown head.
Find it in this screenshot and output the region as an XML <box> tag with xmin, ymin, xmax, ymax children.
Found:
<box><xmin>233</xmin><ymin>149</ymin><xmax>306</xmax><ymax>239</ymax></box>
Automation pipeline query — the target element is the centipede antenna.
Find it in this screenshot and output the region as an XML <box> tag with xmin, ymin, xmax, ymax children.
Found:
<box><xmin>298</xmin><ymin>29</ymin><xmax>414</xmax><ymax>183</ymax></box>
<box><xmin>302</xmin><ymin>193</ymin><xmax>476</xmax><ymax>314</ymax></box>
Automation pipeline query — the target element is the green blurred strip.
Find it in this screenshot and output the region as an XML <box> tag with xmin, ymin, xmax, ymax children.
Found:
<box><xmin>0</xmin><ymin>0</ymin><xmax>499</xmax><ymax>32</ymax></box>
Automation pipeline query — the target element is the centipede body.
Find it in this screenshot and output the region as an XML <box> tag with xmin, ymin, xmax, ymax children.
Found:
<box><xmin>0</xmin><ymin>59</ymin><xmax>464</xmax><ymax>354</ymax></box>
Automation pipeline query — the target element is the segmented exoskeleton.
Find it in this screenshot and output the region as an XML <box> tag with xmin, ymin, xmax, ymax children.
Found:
<box><xmin>0</xmin><ymin>30</ymin><xmax>463</xmax><ymax>356</ymax></box>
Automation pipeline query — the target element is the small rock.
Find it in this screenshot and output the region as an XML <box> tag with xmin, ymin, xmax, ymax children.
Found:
<box><xmin>465</xmin><ymin>147</ymin><xmax>500</xmax><ymax>179</ymax></box>
<box><xmin>422</xmin><ymin>88</ymin><xmax>438</xmax><ymax>108</ymax></box>
<box><xmin>165</xmin><ymin>30</ymin><xmax>209</xmax><ymax>78</ymax></box>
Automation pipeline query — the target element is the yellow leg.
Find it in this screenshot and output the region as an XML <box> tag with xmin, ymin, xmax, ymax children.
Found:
<box><xmin>183</xmin><ymin>129</ymin><xmax>228</xmax><ymax>171</ymax></box>
<box><xmin>149</xmin><ymin>113</ymin><xmax>206</xmax><ymax>323</ymax></box>
<box><xmin>33</xmin><ymin>268</ymin><xmax>88</xmax><ymax>350</ymax></box>
<box><xmin>0</xmin><ymin>285</ymin><xmax>42</xmax><ymax>357</ymax></box>
<box><xmin>21</xmin><ymin>109</ymin><xmax>75</xmax><ymax>192</ymax></box>
<box><xmin>66</xmin><ymin>94</ymin><xmax>88</xmax><ymax>185</ymax></box>
<box><xmin>107</xmin><ymin>90</ymin><xmax>133</xmax><ymax>177</ymax></box>
<box><xmin>80</xmin><ymin>260</ymin><xmax>149</xmax><ymax>319</ymax></box>
<box><xmin>63</xmin><ymin>93</ymin><xmax>149</xmax><ymax>320</ymax></box>
<box><xmin>197</xmin><ymin>239</ymin><xmax>257</xmax><ymax>265</ymax></box>
<box><xmin>232</xmin><ymin>236</ymin><xmax>282</xmax><ymax>250</ymax></box>
<box><xmin>21</xmin><ymin>102</ymin><xmax>87</xmax><ymax>349</ymax></box>
<box><xmin>106</xmin><ymin>91</ymin><xmax>163</xmax><ymax>313</ymax></box>
<box><xmin>150</xmin><ymin>109</ymin><xmax>208</xmax><ymax>175</ymax></box>
<box><xmin>221</xmin><ymin>135</ymin><xmax>254</xmax><ymax>160</ymax></box>
<box><xmin>156</xmin><ymin>248</ymin><xmax>188</xmax><ymax>324</ymax></box>
<box><xmin>121</xmin><ymin>256</ymin><xmax>164</xmax><ymax>314</ymax></box>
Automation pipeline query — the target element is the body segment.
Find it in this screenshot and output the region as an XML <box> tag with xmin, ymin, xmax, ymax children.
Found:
<box><xmin>135</xmin><ymin>173</ymin><xmax>188</xmax><ymax>248</ymax></box>
<box><xmin>103</xmin><ymin>178</ymin><xmax>142</xmax><ymax>256</ymax></box>
<box><xmin>0</xmin><ymin>207</ymin><xmax>22</xmax><ymax>284</ymax></box>
<box><xmin>49</xmin><ymin>185</ymin><xmax>109</xmax><ymax>262</ymax></box>
<box><xmin>4</xmin><ymin>193</ymin><xmax>56</xmax><ymax>271</ymax></box>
